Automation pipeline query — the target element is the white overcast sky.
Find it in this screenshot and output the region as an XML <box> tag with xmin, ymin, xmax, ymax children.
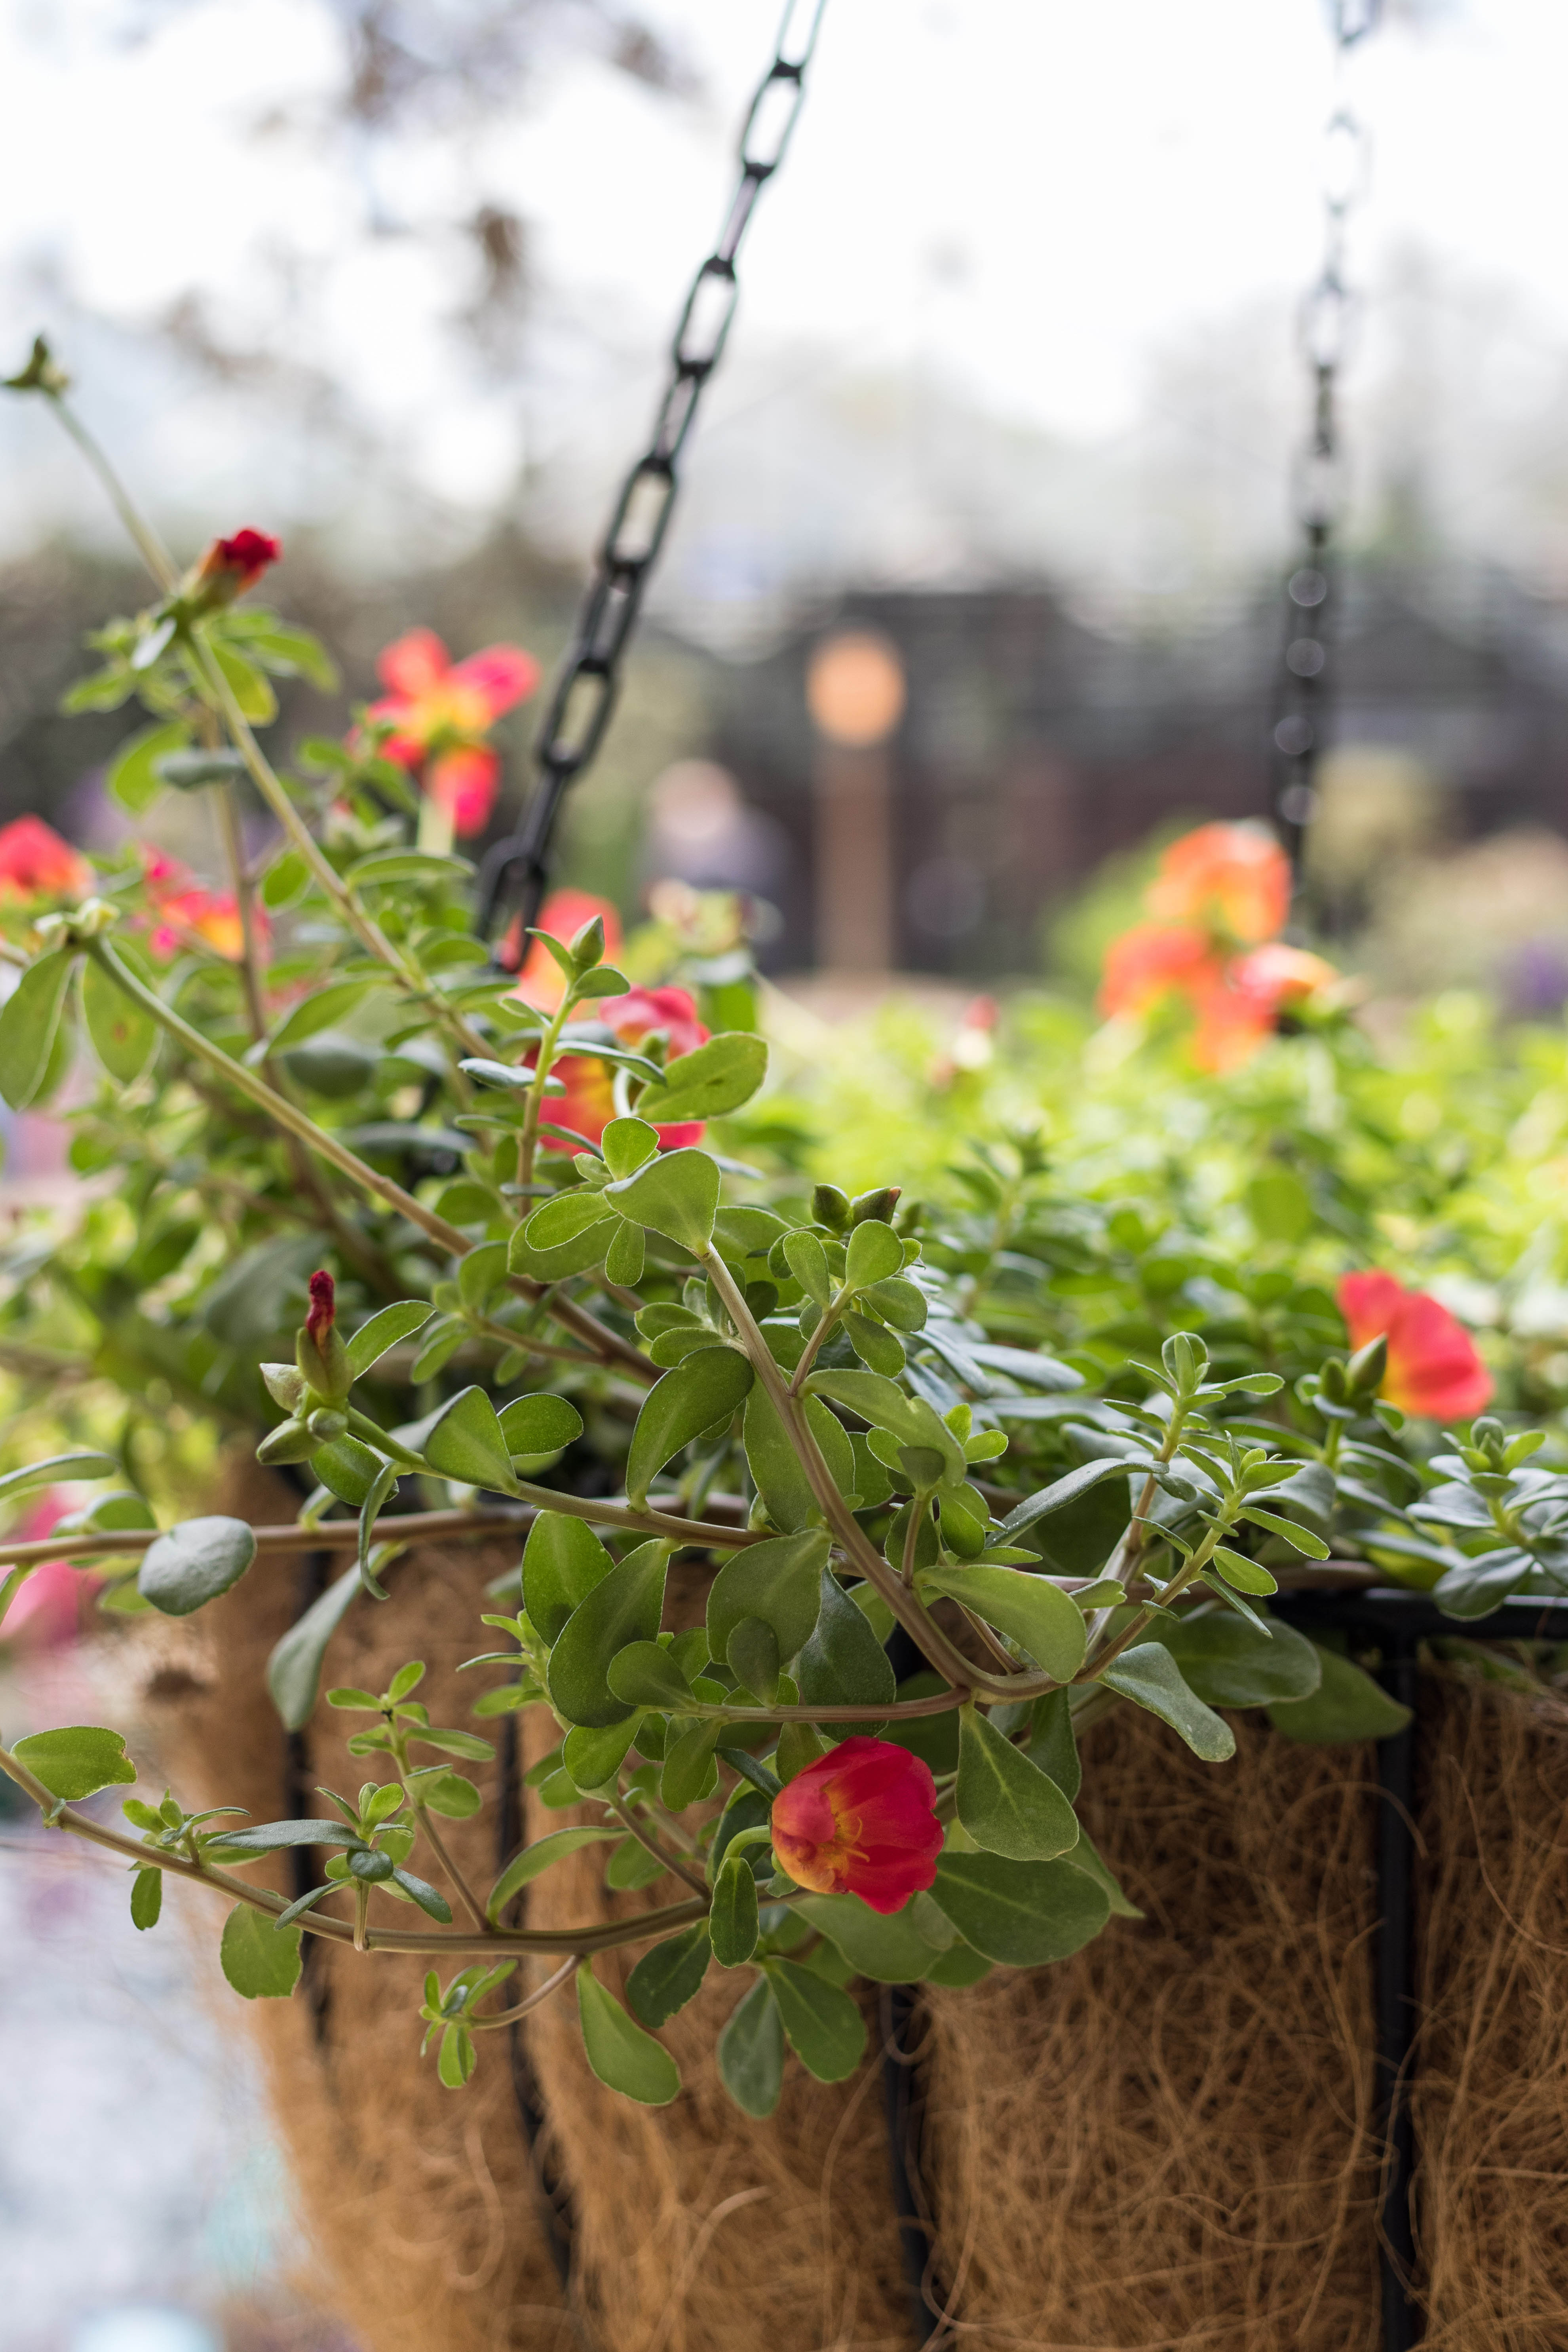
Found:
<box><xmin>3</xmin><ymin>0</ymin><xmax>1567</xmax><ymax>578</ymax></box>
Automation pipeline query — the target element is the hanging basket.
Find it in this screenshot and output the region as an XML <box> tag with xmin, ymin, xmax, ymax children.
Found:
<box><xmin>143</xmin><ymin>1470</ymin><xmax>1568</xmax><ymax>2352</ymax></box>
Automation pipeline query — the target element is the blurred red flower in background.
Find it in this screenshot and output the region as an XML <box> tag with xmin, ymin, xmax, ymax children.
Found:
<box><xmin>0</xmin><ymin>816</ymin><xmax>91</xmax><ymax>907</ymax></box>
<box><xmin>1</xmin><ymin>1496</ymin><xmax>94</xmax><ymax>1649</ymax></box>
<box><xmin>1099</xmin><ymin>922</ymin><xmax>1224</xmax><ymax>1020</ymax></box>
<box><xmin>1338</xmin><ymin>1270</ymin><xmax>1493</xmax><ymax>1421</ymax></box>
<box><xmin>510</xmin><ymin>889</ymin><xmax>624</xmax><ymax>1009</ymax></box>
<box><xmin>770</xmin><ymin>1737</ymin><xmax>943</xmax><ymax>1915</ymax></box>
<box><xmin>369</xmin><ymin>628</ymin><xmax>540</xmax><ymax>837</ymax></box>
<box><xmin>549</xmin><ymin>985</ymin><xmax>709</xmax><ymax>1152</ymax></box>
<box><xmin>139</xmin><ymin>848</ymin><xmax>260</xmax><ymax>962</ymax></box>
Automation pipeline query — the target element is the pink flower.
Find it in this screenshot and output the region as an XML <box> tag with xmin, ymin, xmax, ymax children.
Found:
<box><xmin>770</xmin><ymin>1738</ymin><xmax>943</xmax><ymax>1915</ymax></box>
<box><xmin>2</xmin><ymin>1496</ymin><xmax>93</xmax><ymax>1649</ymax></box>
<box><xmin>138</xmin><ymin>849</ymin><xmax>260</xmax><ymax>963</ymax></box>
<box><xmin>0</xmin><ymin>816</ymin><xmax>91</xmax><ymax>907</ymax></box>
<box><xmin>367</xmin><ymin>628</ymin><xmax>540</xmax><ymax>838</ymax></box>
<box><xmin>1099</xmin><ymin>923</ymin><xmax>1223</xmax><ymax>1018</ymax></box>
<box><xmin>1338</xmin><ymin>1272</ymin><xmax>1493</xmax><ymax>1422</ymax></box>
<box><xmin>549</xmin><ymin>985</ymin><xmax>710</xmax><ymax>1152</ymax></box>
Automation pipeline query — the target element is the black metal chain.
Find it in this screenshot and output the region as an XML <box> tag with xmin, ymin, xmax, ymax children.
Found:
<box><xmin>475</xmin><ymin>0</ymin><xmax>830</xmax><ymax>950</ymax></box>
<box><xmin>1272</xmin><ymin>0</ymin><xmax>1381</xmax><ymax>880</ymax></box>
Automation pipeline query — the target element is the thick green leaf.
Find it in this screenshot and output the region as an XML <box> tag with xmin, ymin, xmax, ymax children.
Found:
<box><xmin>220</xmin><ymin>1904</ymin><xmax>302</xmax><ymax>1999</ymax></box>
<box><xmin>498</xmin><ymin>1394</ymin><xmax>584</xmax><ymax>1460</ymax></box>
<box><xmin>107</xmin><ymin>717</ymin><xmax>187</xmax><ymax>813</ymax></box>
<box><xmin>310</xmin><ymin>1434</ymin><xmax>384</xmax><ymax>1508</ymax></box>
<box><xmin>916</xmin><ymin>1564</ymin><xmax>1087</xmax><ymax>1681</ymax></box>
<box><xmin>523</xmin><ymin>1188</ymin><xmax>616</xmax><ymax>1250</ymax></box>
<box><xmin>845</xmin><ymin>1219</ymin><xmax>903</xmax><ymax>1289</ymax></box>
<box><xmin>795</xmin><ymin>1892</ymin><xmax>949</xmax><ymax>1984</ymax></box>
<box><xmin>486</xmin><ymin>1827</ymin><xmax>621</xmax><ymax>1920</ymax></box>
<box><xmin>804</xmin><ymin>1369</ymin><xmax>965</xmax><ymax>1481</ymax></box>
<box><xmin>345</xmin><ymin>1301</ymin><xmax>435</xmax><ymax>1377</ymax></box>
<box><xmin>266</xmin><ymin>977</ymin><xmax>378</xmax><ymax>1054</ymax></box>
<box><xmin>727</xmin><ymin>1615</ymin><xmax>781</xmax><ymax>1702</ymax></box>
<box><xmin>1268</xmin><ymin>1646</ymin><xmax>1414</xmax><ymax>1744</ymax></box>
<box><xmin>931</xmin><ymin>1850</ymin><xmax>1111</xmax><ymax>1967</ymax></box>
<box><xmin>707</xmin><ymin>1529</ymin><xmax>829</xmax><ymax>1665</ymax></box>
<box><xmin>563</xmin><ymin>1717</ymin><xmax>643</xmax><ymax>1788</ymax></box>
<box><xmin>764</xmin><ymin>1957</ymin><xmax>867</xmax><ymax>2082</ymax></box>
<box><xmin>422</xmin><ymin>1387</ymin><xmax>519</xmax><ymax>1494</ymax></box>
<box><xmin>782</xmin><ymin>1229</ymin><xmax>831</xmax><ymax>1306</ymax></box>
<box><xmin>742</xmin><ymin>1388</ymin><xmax>853</xmax><ymax>1531</ymax></box>
<box><xmin>210</xmin><ymin>640</ymin><xmax>277</xmax><ymax>723</ymax></box>
<box><xmin>577</xmin><ymin>1966</ymin><xmax>681</xmax><ymax>2105</ymax></box>
<box><xmin>522</xmin><ymin>1512</ymin><xmax>616</xmax><ymax>1646</ymax></box>
<box><xmin>717</xmin><ymin>1977</ymin><xmax>785</xmax><ymax>2117</ymax></box>
<box><xmin>347</xmin><ymin>849</ymin><xmax>472</xmax><ymax>889</ymax></box>
<box><xmin>956</xmin><ymin>1706</ymin><xmax>1082</xmax><ymax>1861</ymax></box>
<box><xmin>0</xmin><ymin>951</ymin><xmax>76</xmax><ymax>1111</ymax></box>
<box><xmin>1028</xmin><ymin>1688</ymin><xmax>1082</xmax><ymax>1799</ymax></box>
<box><xmin>796</xmin><ymin>1568</ymin><xmax>896</xmax><ymax>1723</ymax></box>
<box><xmin>1159</xmin><ymin>1611</ymin><xmax>1322</xmax><ymax>1708</ymax></box>
<box><xmin>633</xmin><ymin>1032</ymin><xmax>768</xmax><ymax>1124</ymax></box>
<box><xmin>1101</xmin><ymin>1643</ymin><xmax>1237</xmax><ymax>1762</ymax></box>
<box><xmin>625</xmin><ymin>1348</ymin><xmax>754</xmax><ymax>1506</ymax></box>
<box><xmin>711</xmin><ymin>1855</ymin><xmax>760</xmax><ymax>1968</ymax></box>
<box><xmin>604</xmin><ymin>1147</ymin><xmax>722</xmax><ymax>1254</ymax></box>
<box><xmin>627</xmin><ymin>1923</ymin><xmax>712</xmax><ymax>2027</ymax></box>
<box><xmin>998</xmin><ymin>1456</ymin><xmax>1137</xmax><ymax>1540</ymax></box>
<box><xmin>547</xmin><ymin>1541</ymin><xmax>669</xmax><ymax>1727</ymax></box>
<box><xmin>1062</xmin><ymin>1827</ymin><xmax>1142</xmax><ymax>1918</ymax></box>
<box><xmin>1237</xmin><ymin>1506</ymin><xmax>1331</xmax><ymax>1559</ymax></box>
<box><xmin>82</xmin><ymin>952</ymin><xmax>158</xmax><ymax>1082</ymax></box>
<box><xmin>606</xmin><ymin>1641</ymin><xmax>694</xmax><ymax>1710</ymax></box>
<box><xmin>0</xmin><ymin>1451</ymin><xmax>118</xmax><ymax>1508</ymax></box>
<box><xmin>138</xmin><ymin>1516</ymin><xmax>257</xmax><ymax>1616</ymax></box>
<box><xmin>131</xmin><ymin>1866</ymin><xmax>163</xmax><ymax>1930</ymax></box>
<box><xmin>13</xmin><ymin>1725</ymin><xmax>137</xmax><ymax>1800</ymax></box>
<box><xmin>660</xmin><ymin>1716</ymin><xmax>722</xmax><ymax>1810</ymax></box>
<box><xmin>266</xmin><ymin>1562</ymin><xmax>361</xmax><ymax>1730</ymax></box>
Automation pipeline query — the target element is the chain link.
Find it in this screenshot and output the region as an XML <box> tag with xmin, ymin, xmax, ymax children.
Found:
<box><xmin>1272</xmin><ymin>0</ymin><xmax>1382</xmax><ymax>876</ymax></box>
<box><xmin>475</xmin><ymin>0</ymin><xmax>829</xmax><ymax>949</ymax></box>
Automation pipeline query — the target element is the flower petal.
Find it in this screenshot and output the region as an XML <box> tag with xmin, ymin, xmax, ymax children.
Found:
<box><xmin>376</xmin><ymin>628</ymin><xmax>451</xmax><ymax>698</ymax></box>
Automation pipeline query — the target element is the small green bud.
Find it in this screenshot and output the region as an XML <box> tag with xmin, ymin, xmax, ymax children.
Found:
<box><xmin>812</xmin><ymin>1184</ymin><xmax>851</xmax><ymax>1231</ymax></box>
<box><xmin>295</xmin><ymin>1269</ymin><xmax>351</xmax><ymax>1405</ymax></box>
<box><xmin>306</xmin><ymin>1407</ymin><xmax>348</xmax><ymax>1444</ymax></box>
<box><xmin>851</xmin><ymin>1186</ymin><xmax>901</xmax><ymax>1226</ymax></box>
<box><xmin>1344</xmin><ymin>1335</ymin><xmax>1387</xmax><ymax>1399</ymax></box>
<box><xmin>257</xmin><ymin>1416</ymin><xmax>318</xmax><ymax>1466</ymax></box>
<box><xmin>1318</xmin><ymin>1357</ymin><xmax>1349</xmax><ymax>1403</ymax></box>
<box><xmin>569</xmin><ymin>914</ymin><xmax>606</xmax><ymax>971</ymax></box>
<box><xmin>4</xmin><ymin>334</ymin><xmax>70</xmax><ymax>396</ymax></box>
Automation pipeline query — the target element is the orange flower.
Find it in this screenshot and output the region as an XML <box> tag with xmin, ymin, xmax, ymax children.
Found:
<box><xmin>1338</xmin><ymin>1271</ymin><xmax>1493</xmax><ymax>1422</ymax></box>
<box><xmin>1188</xmin><ymin>945</ymin><xmax>1338</xmax><ymax>1072</ymax></box>
<box><xmin>548</xmin><ymin>985</ymin><xmax>709</xmax><ymax>1152</ymax></box>
<box><xmin>770</xmin><ymin>1737</ymin><xmax>944</xmax><ymax>1915</ymax></box>
<box><xmin>511</xmin><ymin>889</ymin><xmax>623</xmax><ymax>1011</ymax></box>
<box><xmin>1148</xmin><ymin>822</ymin><xmax>1291</xmax><ymax>947</ymax></box>
<box><xmin>0</xmin><ymin>815</ymin><xmax>91</xmax><ymax>907</ymax></box>
<box><xmin>1098</xmin><ymin>922</ymin><xmax>1222</xmax><ymax>1018</ymax></box>
<box><xmin>368</xmin><ymin>627</ymin><xmax>540</xmax><ymax>837</ymax></box>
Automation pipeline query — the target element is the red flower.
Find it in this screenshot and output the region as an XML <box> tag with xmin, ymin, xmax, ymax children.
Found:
<box><xmin>549</xmin><ymin>985</ymin><xmax>709</xmax><ymax>1152</ymax></box>
<box><xmin>368</xmin><ymin>627</ymin><xmax>540</xmax><ymax>838</ymax></box>
<box><xmin>511</xmin><ymin>888</ymin><xmax>623</xmax><ymax>1009</ymax></box>
<box><xmin>186</xmin><ymin>528</ymin><xmax>281</xmax><ymax>611</ymax></box>
<box><xmin>0</xmin><ymin>816</ymin><xmax>91</xmax><ymax>907</ymax></box>
<box><xmin>1338</xmin><ymin>1271</ymin><xmax>1493</xmax><ymax>1422</ymax></box>
<box><xmin>1148</xmin><ymin>821</ymin><xmax>1291</xmax><ymax>946</ymax></box>
<box><xmin>770</xmin><ymin>1737</ymin><xmax>943</xmax><ymax>1916</ymax></box>
<box><xmin>306</xmin><ymin>1269</ymin><xmax>336</xmax><ymax>1344</ymax></box>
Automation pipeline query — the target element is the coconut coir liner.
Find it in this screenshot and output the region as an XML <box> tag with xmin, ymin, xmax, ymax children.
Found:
<box><xmin>146</xmin><ymin>1477</ymin><xmax>1568</xmax><ymax>2350</ymax></box>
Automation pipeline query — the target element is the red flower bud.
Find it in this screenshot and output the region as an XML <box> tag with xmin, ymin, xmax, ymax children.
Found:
<box><xmin>770</xmin><ymin>1736</ymin><xmax>943</xmax><ymax>1916</ymax></box>
<box><xmin>306</xmin><ymin>1269</ymin><xmax>335</xmax><ymax>1342</ymax></box>
<box><xmin>184</xmin><ymin>528</ymin><xmax>281</xmax><ymax>613</ymax></box>
<box><xmin>1337</xmin><ymin>1270</ymin><xmax>1492</xmax><ymax>1423</ymax></box>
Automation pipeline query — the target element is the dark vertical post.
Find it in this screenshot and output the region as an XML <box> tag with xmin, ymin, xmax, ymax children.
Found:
<box><xmin>1375</xmin><ymin>1634</ymin><xmax>1419</xmax><ymax>2347</ymax></box>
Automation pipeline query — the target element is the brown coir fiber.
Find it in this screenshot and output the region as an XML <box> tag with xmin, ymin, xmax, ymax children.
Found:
<box><xmin>1410</xmin><ymin>1675</ymin><xmax>1568</xmax><ymax>2350</ymax></box>
<box><xmin>148</xmin><ymin>1488</ymin><xmax>1568</xmax><ymax>2352</ymax></box>
<box><xmin>146</xmin><ymin>1469</ymin><xmax>912</xmax><ymax>2352</ymax></box>
<box><xmin>918</xmin><ymin>1706</ymin><xmax>1385</xmax><ymax>2351</ymax></box>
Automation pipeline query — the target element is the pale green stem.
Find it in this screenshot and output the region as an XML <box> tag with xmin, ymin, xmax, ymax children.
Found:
<box><xmin>46</xmin><ymin>392</ymin><xmax>179</xmax><ymax>591</ymax></box>
<box><xmin>605</xmin><ymin>1790</ymin><xmax>708</xmax><ymax>1898</ymax></box>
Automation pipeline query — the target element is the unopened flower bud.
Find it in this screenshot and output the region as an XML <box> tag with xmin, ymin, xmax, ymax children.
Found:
<box><xmin>4</xmin><ymin>335</ymin><xmax>70</xmax><ymax>396</ymax></box>
<box><xmin>295</xmin><ymin>1269</ymin><xmax>351</xmax><ymax>1405</ymax></box>
<box><xmin>181</xmin><ymin>528</ymin><xmax>281</xmax><ymax>617</ymax></box>
<box><xmin>812</xmin><ymin>1184</ymin><xmax>850</xmax><ymax>1231</ymax></box>
<box><xmin>1318</xmin><ymin>1356</ymin><xmax>1349</xmax><ymax>1403</ymax></box>
<box><xmin>1344</xmin><ymin>1334</ymin><xmax>1387</xmax><ymax>1399</ymax></box>
<box><xmin>569</xmin><ymin>914</ymin><xmax>606</xmax><ymax>972</ymax></box>
<box><xmin>306</xmin><ymin>1407</ymin><xmax>348</xmax><ymax>1444</ymax></box>
<box><xmin>257</xmin><ymin>1416</ymin><xmax>319</xmax><ymax>1466</ymax></box>
<box><xmin>851</xmin><ymin>1186</ymin><xmax>901</xmax><ymax>1226</ymax></box>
